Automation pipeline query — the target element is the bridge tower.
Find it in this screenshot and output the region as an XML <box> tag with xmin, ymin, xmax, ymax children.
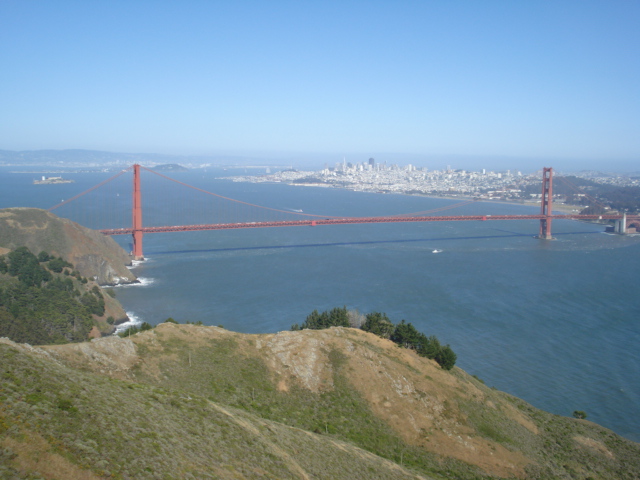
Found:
<box><xmin>539</xmin><ymin>167</ymin><xmax>553</xmax><ymax>239</ymax></box>
<box><xmin>132</xmin><ymin>164</ymin><xmax>144</xmax><ymax>260</ymax></box>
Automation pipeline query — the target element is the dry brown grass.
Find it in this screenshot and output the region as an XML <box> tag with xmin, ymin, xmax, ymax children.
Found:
<box><xmin>2</xmin><ymin>432</ymin><xmax>104</xmax><ymax>480</ymax></box>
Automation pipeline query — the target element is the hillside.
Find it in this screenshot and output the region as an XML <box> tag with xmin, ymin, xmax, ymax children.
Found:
<box><xmin>0</xmin><ymin>208</ymin><xmax>138</xmax><ymax>338</ymax></box>
<box><xmin>0</xmin><ymin>246</ymin><xmax>129</xmax><ymax>341</ymax></box>
<box><xmin>1</xmin><ymin>324</ymin><xmax>638</xmax><ymax>479</ymax></box>
<box><xmin>0</xmin><ymin>208</ymin><xmax>136</xmax><ymax>286</ymax></box>
<box><xmin>153</xmin><ymin>163</ymin><xmax>188</xmax><ymax>172</ymax></box>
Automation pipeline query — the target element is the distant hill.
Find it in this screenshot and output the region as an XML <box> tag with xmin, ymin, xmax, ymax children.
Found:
<box><xmin>1</xmin><ymin>323</ymin><xmax>638</xmax><ymax>479</ymax></box>
<box><xmin>0</xmin><ymin>148</ymin><xmax>153</xmax><ymax>166</ymax></box>
<box><xmin>0</xmin><ymin>148</ymin><xmax>275</xmax><ymax>167</ymax></box>
<box><xmin>153</xmin><ymin>163</ymin><xmax>188</xmax><ymax>172</ymax></box>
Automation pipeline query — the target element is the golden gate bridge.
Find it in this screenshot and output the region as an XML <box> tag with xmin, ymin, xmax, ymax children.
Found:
<box><xmin>48</xmin><ymin>165</ymin><xmax>640</xmax><ymax>260</ymax></box>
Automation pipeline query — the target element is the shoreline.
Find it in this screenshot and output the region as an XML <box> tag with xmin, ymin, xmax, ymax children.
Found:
<box><xmin>271</xmin><ymin>178</ymin><xmax>588</xmax><ymax>214</ymax></box>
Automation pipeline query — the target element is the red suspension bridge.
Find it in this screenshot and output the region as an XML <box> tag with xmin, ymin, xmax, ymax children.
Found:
<box><xmin>49</xmin><ymin>165</ymin><xmax>639</xmax><ymax>260</ymax></box>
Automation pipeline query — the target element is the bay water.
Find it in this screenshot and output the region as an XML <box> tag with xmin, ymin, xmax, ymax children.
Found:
<box><xmin>2</xmin><ymin>167</ymin><xmax>639</xmax><ymax>442</ymax></box>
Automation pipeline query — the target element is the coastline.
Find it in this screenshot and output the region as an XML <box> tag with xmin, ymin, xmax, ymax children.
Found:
<box><xmin>236</xmin><ymin>176</ymin><xmax>588</xmax><ymax>214</ymax></box>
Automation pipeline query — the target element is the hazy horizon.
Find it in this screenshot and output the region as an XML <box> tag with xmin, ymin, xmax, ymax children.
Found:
<box><xmin>1</xmin><ymin>2</ymin><xmax>638</xmax><ymax>172</ymax></box>
<box><xmin>1</xmin><ymin>147</ymin><xmax>638</xmax><ymax>174</ymax></box>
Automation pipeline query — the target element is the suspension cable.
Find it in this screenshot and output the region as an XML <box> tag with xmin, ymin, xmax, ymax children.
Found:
<box><xmin>142</xmin><ymin>166</ymin><xmax>348</xmax><ymax>218</ymax></box>
<box><xmin>48</xmin><ymin>167</ymin><xmax>132</xmax><ymax>211</ymax></box>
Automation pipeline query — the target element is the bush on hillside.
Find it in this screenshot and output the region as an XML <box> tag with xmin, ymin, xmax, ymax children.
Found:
<box><xmin>291</xmin><ymin>306</ymin><xmax>350</xmax><ymax>330</ymax></box>
<box><xmin>292</xmin><ymin>307</ymin><xmax>457</xmax><ymax>370</ymax></box>
<box><xmin>361</xmin><ymin>312</ymin><xmax>394</xmax><ymax>339</ymax></box>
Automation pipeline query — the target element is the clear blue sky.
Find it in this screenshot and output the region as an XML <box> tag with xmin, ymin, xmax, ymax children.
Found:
<box><xmin>1</xmin><ymin>1</ymin><xmax>638</xmax><ymax>169</ymax></box>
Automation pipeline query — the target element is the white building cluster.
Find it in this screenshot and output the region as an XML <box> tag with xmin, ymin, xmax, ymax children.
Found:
<box><xmin>227</xmin><ymin>161</ymin><xmax>639</xmax><ymax>206</ymax></box>
<box><xmin>231</xmin><ymin>163</ymin><xmax>533</xmax><ymax>201</ymax></box>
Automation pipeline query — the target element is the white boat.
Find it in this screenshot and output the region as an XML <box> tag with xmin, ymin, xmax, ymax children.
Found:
<box><xmin>432</xmin><ymin>249</ymin><xmax>443</xmax><ymax>253</ymax></box>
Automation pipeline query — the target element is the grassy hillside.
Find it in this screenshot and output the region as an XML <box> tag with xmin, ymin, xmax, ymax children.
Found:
<box><xmin>0</xmin><ymin>338</ymin><xmax>429</xmax><ymax>480</ymax></box>
<box><xmin>1</xmin><ymin>323</ymin><xmax>636</xmax><ymax>479</ymax></box>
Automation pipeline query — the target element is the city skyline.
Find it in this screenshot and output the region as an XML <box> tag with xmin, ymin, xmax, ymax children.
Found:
<box><xmin>1</xmin><ymin>1</ymin><xmax>638</xmax><ymax>171</ymax></box>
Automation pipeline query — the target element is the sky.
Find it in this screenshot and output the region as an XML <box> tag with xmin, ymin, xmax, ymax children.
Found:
<box><xmin>1</xmin><ymin>1</ymin><xmax>639</xmax><ymax>170</ymax></box>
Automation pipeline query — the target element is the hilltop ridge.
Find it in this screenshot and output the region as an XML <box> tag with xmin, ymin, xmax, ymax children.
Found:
<box><xmin>1</xmin><ymin>323</ymin><xmax>637</xmax><ymax>479</ymax></box>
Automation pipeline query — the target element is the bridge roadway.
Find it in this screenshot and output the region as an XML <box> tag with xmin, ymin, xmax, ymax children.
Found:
<box><xmin>98</xmin><ymin>213</ymin><xmax>636</xmax><ymax>236</ymax></box>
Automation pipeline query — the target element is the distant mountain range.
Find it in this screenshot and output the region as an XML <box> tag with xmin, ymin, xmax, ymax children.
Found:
<box><xmin>0</xmin><ymin>149</ymin><xmax>277</xmax><ymax>168</ymax></box>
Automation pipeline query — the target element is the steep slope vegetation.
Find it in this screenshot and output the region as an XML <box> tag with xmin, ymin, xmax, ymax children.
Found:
<box><xmin>19</xmin><ymin>323</ymin><xmax>638</xmax><ymax>480</ymax></box>
<box><xmin>0</xmin><ymin>247</ymin><xmax>128</xmax><ymax>342</ymax></box>
<box><xmin>0</xmin><ymin>208</ymin><xmax>136</xmax><ymax>286</ymax></box>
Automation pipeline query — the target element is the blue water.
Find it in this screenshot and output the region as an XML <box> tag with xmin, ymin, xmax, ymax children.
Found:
<box><xmin>1</xmin><ymin>167</ymin><xmax>639</xmax><ymax>442</ymax></box>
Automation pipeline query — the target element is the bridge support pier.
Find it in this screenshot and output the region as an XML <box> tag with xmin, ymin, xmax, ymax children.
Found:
<box><xmin>614</xmin><ymin>213</ymin><xmax>628</xmax><ymax>234</ymax></box>
<box><xmin>539</xmin><ymin>167</ymin><xmax>554</xmax><ymax>240</ymax></box>
<box><xmin>132</xmin><ymin>164</ymin><xmax>144</xmax><ymax>260</ymax></box>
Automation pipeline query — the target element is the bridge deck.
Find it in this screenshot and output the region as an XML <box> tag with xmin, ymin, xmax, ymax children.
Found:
<box><xmin>98</xmin><ymin>213</ymin><xmax>635</xmax><ymax>236</ymax></box>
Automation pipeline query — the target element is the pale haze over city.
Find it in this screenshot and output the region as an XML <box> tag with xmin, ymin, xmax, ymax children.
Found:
<box><xmin>1</xmin><ymin>1</ymin><xmax>639</xmax><ymax>171</ymax></box>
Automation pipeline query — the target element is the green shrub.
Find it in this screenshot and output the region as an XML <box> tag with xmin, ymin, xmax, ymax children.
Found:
<box><xmin>48</xmin><ymin>256</ymin><xmax>71</xmax><ymax>273</ymax></box>
<box><xmin>292</xmin><ymin>307</ymin><xmax>457</xmax><ymax>370</ymax></box>
<box><xmin>435</xmin><ymin>345</ymin><xmax>457</xmax><ymax>370</ymax></box>
<box><xmin>292</xmin><ymin>306</ymin><xmax>349</xmax><ymax>330</ymax></box>
<box><xmin>361</xmin><ymin>312</ymin><xmax>394</xmax><ymax>339</ymax></box>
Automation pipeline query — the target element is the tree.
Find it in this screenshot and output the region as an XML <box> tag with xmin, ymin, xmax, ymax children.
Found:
<box><xmin>298</xmin><ymin>309</ymin><xmax>321</xmax><ymax>329</ymax></box>
<box><xmin>48</xmin><ymin>257</ymin><xmax>72</xmax><ymax>273</ymax></box>
<box><xmin>390</xmin><ymin>320</ymin><xmax>420</xmax><ymax>349</ymax></box>
<box><xmin>290</xmin><ymin>307</ymin><xmax>458</xmax><ymax>372</ymax></box>
<box><xmin>327</xmin><ymin>306</ymin><xmax>350</xmax><ymax>327</ymax></box>
<box><xmin>294</xmin><ymin>307</ymin><xmax>349</xmax><ymax>330</ymax></box>
<box><xmin>80</xmin><ymin>292</ymin><xmax>105</xmax><ymax>316</ymax></box>
<box><xmin>8</xmin><ymin>247</ymin><xmax>51</xmax><ymax>287</ymax></box>
<box><xmin>361</xmin><ymin>312</ymin><xmax>394</xmax><ymax>339</ymax></box>
<box><xmin>435</xmin><ymin>345</ymin><xmax>457</xmax><ymax>370</ymax></box>
<box><xmin>416</xmin><ymin>335</ymin><xmax>441</xmax><ymax>359</ymax></box>
<box><xmin>573</xmin><ymin>410</ymin><xmax>587</xmax><ymax>419</ymax></box>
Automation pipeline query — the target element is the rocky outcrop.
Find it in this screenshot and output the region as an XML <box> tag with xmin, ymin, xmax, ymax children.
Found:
<box><xmin>0</xmin><ymin>208</ymin><xmax>136</xmax><ymax>285</ymax></box>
